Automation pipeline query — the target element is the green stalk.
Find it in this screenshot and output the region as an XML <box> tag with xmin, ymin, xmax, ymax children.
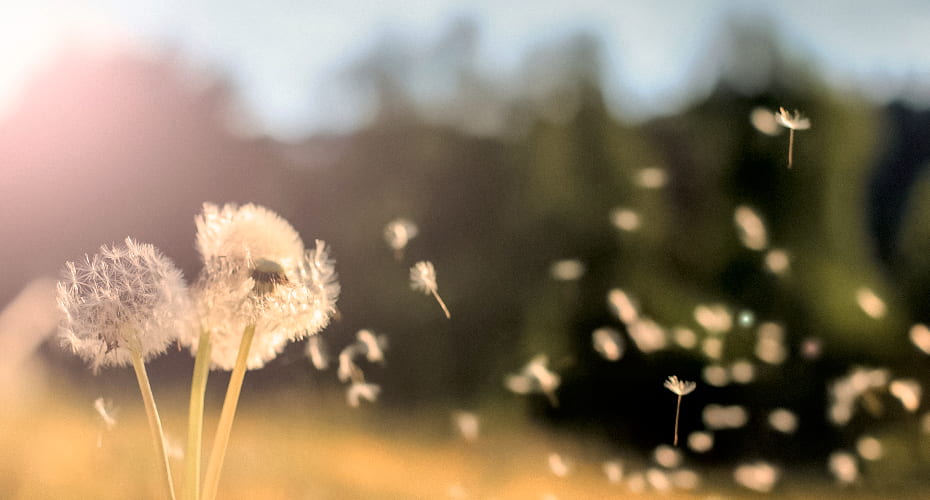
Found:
<box><xmin>130</xmin><ymin>349</ymin><xmax>177</xmax><ymax>500</ymax></box>
<box><xmin>201</xmin><ymin>324</ymin><xmax>256</xmax><ymax>500</ymax></box>
<box><xmin>183</xmin><ymin>330</ymin><xmax>212</xmax><ymax>500</ymax></box>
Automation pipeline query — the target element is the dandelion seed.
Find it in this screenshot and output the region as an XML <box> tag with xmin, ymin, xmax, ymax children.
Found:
<box><xmin>635</xmin><ymin>167</ymin><xmax>668</xmax><ymax>189</ymax></box>
<box><xmin>94</xmin><ymin>397</ymin><xmax>117</xmax><ymax>430</ymax></box>
<box><xmin>505</xmin><ymin>354</ymin><xmax>560</xmax><ymax>407</ymax></box>
<box><xmin>547</xmin><ymin>452</ymin><xmax>570</xmax><ymax>477</ymax></box>
<box><xmin>592</xmin><ymin>327</ymin><xmax>624</xmax><ymax>361</ymax></box>
<box><xmin>828</xmin><ymin>451</ymin><xmax>858</xmax><ymax>485</ymax></box>
<box><xmin>305</xmin><ymin>335</ymin><xmax>330</xmax><ymax>370</ymax></box>
<box><xmin>549</xmin><ymin>259</ymin><xmax>585</xmax><ymax>281</ymax></box>
<box><xmin>768</xmin><ymin>408</ymin><xmax>798</xmax><ymax>434</ymax></box>
<box><xmin>346</xmin><ymin>381</ymin><xmax>380</xmax><ymax>407</ymax></box>
<box><xmin>452</xmin><ymin>411</ymin><xmax>480</xmax><ymax>443</ymax></box>
<box><xmin>855</xmin><ymin>287</ymin><xmax>886</xmax><ymax>319</ymax></box>
<box><xmin>664</xmin><ymin>375</ymin><xmax>696</xmax><ymax>446</ymax></box>
<box><xmin>774</xmin><ymin>107</ymin><xmax>811</xmax><ymax>168</ymax></box>
<box><xmin>57</xmin><ymin>238</ymin><xmax>192</xmax><ymax>372</ymax></box>
<box><xmin>410</xmin><ymin>261</ymin><xmax>451</xmax><ymax>319</ymax></box>
<box><xmin>356</xmin><ymin>329</ymin><xmax>388</xmax><ymax>363</ymax></box>
<box><xmin>602</xmin><ymin>460</ymin><xmax>624</xmax><ymax>484</ymax></box>
<box><xmin>609</xmin><ymin>208</ymin><xmax>641</xmax><ymax>232</ymax></box>
<box><xmin>750</xmin><ymin>106</ymin><xmax>781</xmax><ymax>136</ymax></box>
<box><xmin>687</xmin><ymin>431</ymin><xmax>714</xmax><ymax>453</ymax></box>
<box><xmin>384</xmin><ymin>218</ymin><xmax>418</xmax><ymax>260</ymax></box>
<box><xmin>734</xmin><ymin>461</ymin><xmax>780</xmax><ymax>493</ymax></box>
<box><xmin>337</xmin><ymin>344</ymin><xmax>364</xmax><ymax>383</ymax></box>
<box><xmin>734</xmin><ymin>205</ymin><xmax>768</xmax><ymax>251</ymax></box>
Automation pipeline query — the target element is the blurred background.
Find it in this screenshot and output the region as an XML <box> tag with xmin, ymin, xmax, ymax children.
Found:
<box><xmin>2</xmin><ymin>1</ymin><xmax>930</xmax><ymax>498</ymax></box>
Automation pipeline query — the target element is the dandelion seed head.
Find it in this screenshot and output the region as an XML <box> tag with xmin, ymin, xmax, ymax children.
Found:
<box><xmin>592</xmin><ymin>327</ymin><xmax>624</xmax><ymax>361</ymax></box>
<box><xmin>733</xmin><ymin>461</ymin><xmax>780</xmax><ymax>493</ymax></box>
<box><xmin>734</xmin><ymin>205</ymin><xmax>768</xmax><ymax>251</ymax></box>
<box><xmin>664</xmin><ymin>375</ymin><xmax>696</xmax><ymax>396</ymax></box>
<box><xmin>410</xmin><ymin>261</ymin><xmax>439</xmax><ymax>293</ymax></box>
<box><xmin>57</xmin><ymin>237</ymin><xmax>191</xmax><ymax>371</ymax></box>
<box><xmin>384</xmin><ymin>218</ymin><xmax>418</xmax><ymax>253</ymax></box>
<box><xmin>775</xmin><ymin>107</ymin><xmax>811</xmax><ymax>130</ymax></box>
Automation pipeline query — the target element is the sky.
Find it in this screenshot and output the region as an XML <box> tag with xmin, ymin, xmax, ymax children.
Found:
<box><xmin>0</xmin><ymin>1</ymin><xmax>928</xmax><ymax>138</ymax></box>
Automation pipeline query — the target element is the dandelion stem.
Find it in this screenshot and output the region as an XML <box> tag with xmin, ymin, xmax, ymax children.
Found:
<box><xmin>673</xmin><ymin>394</ymin><xmax>682</xmax><ymax>447</ymax></box>
<box><xmin>787</xmin><ymin>129</ymin><xmax>795</xmax><ymax>168</ymax></box>
<box><xmin>130</xmin><ymin>348</ymin><xmax>177</xmax><ymax>500</ymax></box>
<box><xmin>183</xmin><ymin>330</ymin><xmax>212</xmax><ymax>500</ymax></box>
<box><xmin>431</xmin><ymin>289</ymin><xmax>451</xmax><ymax>319</ymax></box>
<box><xmin>201</xmin><ymin>324</ymin><xmax>255</xmax><ymax>500</ymax></box>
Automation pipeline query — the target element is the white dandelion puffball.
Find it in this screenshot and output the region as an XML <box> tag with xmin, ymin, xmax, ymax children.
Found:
<box><xmin>191</xmin><ymin>203</ymin><xmax>338</xmax><ymax>370</ymax></box>
<box><xmin>384</xmin><ymin>218</ymin><xmax>418</xmax><ymax>255</ymax></box>
<box><xmin>775</xmin><ymin>107</ymin><xmax>811</xmax><ymax>130</ymax></box>
<box><xmin>410</xmin><ymin>260</ymin><xmax>439</xmax><ymax>294</ymax></box>
<box><xmin>57</xmin><ymin>237</ymin><xmax>191</xmax><ymax>372</ymax></box>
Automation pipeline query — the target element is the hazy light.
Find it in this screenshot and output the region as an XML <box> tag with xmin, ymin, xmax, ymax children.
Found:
<box><xmin>687</xmin><ymin>431</ymin><xmax>714</xmax><ymax>453</ymax></box>
<box><xmin>607</xmin><ymin>288</ymin><xmax>639</xmax><ymax>324</ymax></box>
<box><xmin>764</xmin><ymin>249</ymin><xmax>791</xmax><ymax>276</ymax></box>
<box><xmin>768</xmin><ymin>408</ymin><xmax>798</xmax><ymax>434</ymax></box>
<box><xmin>703</xmin><ymin>364</ymin><xmax>730</xmax><ymax>387</ymax></box>
<box><xmin>702</xmin><ymin>337</ymin><xmax>724</xmax><ymax>360</ymax></box>
<box><xmin>645</xmin><ymin>468</ymin><xmax>671</xmax><ymax>491</ymax></box>
<box><xmin>733</xmin><ymin>461</ymin><xmax>780</xmax><ymax>493</ymax></box>
<box><xmin>610</xmin><ymin>208</ymin><xmax>642</xmax><ymax>232</ymax></box>
<box><xmin>734</xmin><ymin>205</ymin><xmax>768</xmax><ymax>251</ymax></box>
<box><xmin>603</xmin><ymin>460</ymin><xmax>623</xmax><ymax>484</ymax></box>
<box><xmin>653</xmin><ymin>444</ymin><xmax>682</xmax><ymax>468</ymax></box>
<box><xmin>909</xmin><ymin>323</ymin><xmax>930</xmax><ymax>355</ymax></box>
<box><xmin>627</xmin><ymin>317</ymin><xmax>667</xmax><ymax>353</ymax></box>
<box><xmin>694</xmin><ymin>304</ymin><xmax>732</xmax><ymax>334</ymax></box>
<box><xmin>673</xmin><ymin>327</ymin><xmax>698</xmax><ymax>349</ymax></box>
<box><xmin>749</xmin><ymin>106</ymin><xmax>782</xmax><ymax>136</ymax></box>
<box><xmin>550</xmin><ymin>259</ymin><xmax>585</xmax><ymax>281</ymax></box>
<box><xmin>828</xmin><ymin>451</ymin><xmax>858</xmax><ymax>485</ymax></box>
<box><xmin>889</xmin><ymin>378</ymin><xmax>921</xmax><ymax>412</ymax></box>
<box><xmin>730</xmin><ymin>359</ymin><xmax>756</xmax><ymax>384</ymax></box>
<box><xmin>855</xmin><ymin>287</ymin><xmax>887</xmax><ymax>319</ymax></box>
<box><xmin>800</xmin><ymin>337</ymin><xmax>823</xmax><ymax>360</ymax></box>
<box><xmin>592</xmin><ymin>327</ymin><xmax>625</xmax><ymax>361</ymax></box>
<box><xmin>635</xmin><ymin>167</ymin><xmax>668</xmax><ymax>189</ymax></box>
<box><xmin>452</xmin><ymin>411</ymin><xmax>480</xmax><ymax>442</ymax></box>
<box><xmin>548</xmin><ymin>452</ymin><xmax>570</xmax><ymax>477</ymax></box>
<box><xmin>755</xmin><ymin>322</ymin><xmax>788</xmax><ymax>365</ymax></box>
<box><xmin>703</xmin><ymin>404</ymin><xmax>748</xmax><ymax>429</ymax></box>
<box><xmin>626</xmin><ymin>472</ymin><xmax>646</xmax><ymax>493</ymax></box>
<box><xmin>670</xmin><ymin>469</ymin><xmax>700</xmax><ymax>490</ymax></box>
<box><xmin>856</xmin><ymin>435</ymin><xmax>883</xmax><ymax>461</ymax></box>
<box><xmin>737</xmin><ymin>309</ymin><xmax>756</xmax><ymax>328</ymax></box>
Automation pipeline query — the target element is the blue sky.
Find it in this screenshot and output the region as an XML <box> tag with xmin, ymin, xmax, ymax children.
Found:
<box><xmin>0</xmin><ymin>1</ymin><xmax>928</xmax><ymax>138</ymax></box>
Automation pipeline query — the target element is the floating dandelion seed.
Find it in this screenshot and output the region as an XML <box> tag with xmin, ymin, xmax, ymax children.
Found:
<box><xmin>410</xmin><ymin>261</ymin><xmax>451</xmax><ymax>319</ymax></box>
<box><xmin>592</xmin><ymin>327</ymin><xmax>624</xmax><ymax>361</ymax></box>
<box><xmin>384</xmin><ymin>218</ymin><xmax>418</xmax><ymax>260</ymax></box>
<box><xmin>504</xmin><ymin>354</ymin><xmax>560</xmax><ymax>407</ymax></box>
<box><xmin>664</xmin><ymin>375</ymin><xmax>696</xmax><ymax>446</ymax></box>
<box><xmin>94</xmin><ymin>397</ymin><xmax>117</xmax><ymax>430</ymax></box>
<box><xmin>774</xmin><ymin>107</ymin><xmax>811</xmax><ymax>168</ymax></box>
<box><xmin>356</xmin><ymin>329</ymin><xmax>388</xmax><ymax>363</ymax></box>
<box><xmin>733</xmin><ymin>205</ymin><xmax>768</xmax><ymax>251</ymax></box>
<box><xmin>305</xmin><ymin>335</ymin><xmax>329</xmax><ymax>370</ymax></box>
<box><xmin>346</xmin><ymin>381</ymin><xmax>381</xmax><ymax>407</ymax></box>
<box><xmin>337</xmin><ymin>344</ymin><xmax>364</xmax><ymax>383</ymax></box>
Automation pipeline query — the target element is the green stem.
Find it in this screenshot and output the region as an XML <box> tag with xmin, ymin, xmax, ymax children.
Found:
<box><xmin>130</xmin><ymin>349</ymin><xmax>177</xmax><ymax>500</ymax></box>
<box><xmin>201</xmin><ymin>324</ymin><xmax>256</xmax><ymax>500</ymax></box>
<box><xmin>183</xmin><ymin>330</ymin><xmax>212</xmax><ymax>500</ymax></box>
